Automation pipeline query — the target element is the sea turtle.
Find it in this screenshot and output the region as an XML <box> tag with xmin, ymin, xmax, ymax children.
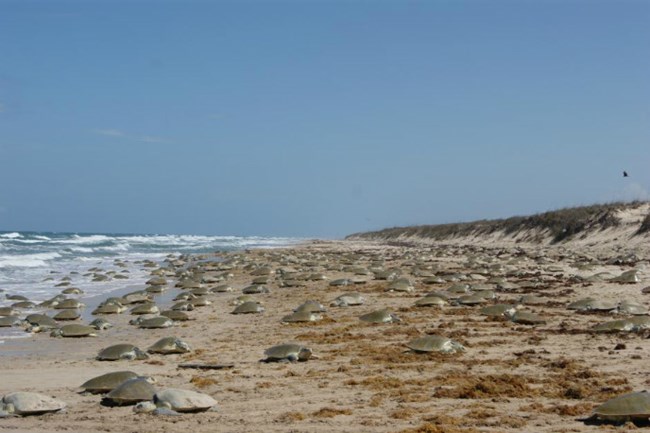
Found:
<box><xmin>11</xmin><ymin>301</ymin><xmax>36</xmax><ymax>309</ymax></box>
<box><xmin>359</xmin><ymin>308</ymin><xmax>400</xmax><ymax>324</ymax></box>
<box><xmin>590</xmin><ymin>390</ymin><xmax>650</xmax><ymax>422</ymax></box>
<box><xmin>329</xmin><ymin>278</ymin><xmax>351</xmax><ymax>287</ymax></box>
<box><xmin>510</xmin><ymin>311</ymin><xmax>547</xmax><ymax>325</ymax></box>
<box><xmin>406</xmin><ymin>335</ymin><xmax>465</xmax><ymax>354</ymax></box>
<box><xmin>231</xmin><ymin>301</ymin><xmax>264</xmax><ymax>314</ymax></box>
<box><xmin>160</xmin><ymin>310</ymin><xmax>190</xmax><ymax>321</ymax></box>
<box><xmin>518</xmin><ymin>295</ymin><xmax>546</xmax><ymax>305</ymax></box>
<box><xmin>80</xmin><ymin>371</ymin><xmax>141</xmax><ymax>394</ymax></box>
<box><xmin>456</xmin><ymin>294</ymin><xmax>487</xmax><ymax>306</ymax></box>
<box><xmin>90</xmin><ymin>318</ymin><xmax>113</xmax><ymax>330</ymax></box>
<box><xmin>61</xmin><ymin>287</ymin><xmax>84</xmax><ymax>295</ymax></box>
<box><xmin>103</xmin><ymin>378</ymin><xmax>156</xmax><ymax>406</ymax></box>
<box><xmin>93</xmin><ymin>303</ymin><xmax>127</xmax><ymax>315</ymax></box>
<box><xmin>386</xmin><ymin>278</ymin><xmax>414</xmax><ymax>293</ymax></box>
<box><xmin>628</xmin><ymin>316</ymin><xmax>650</xmax><ymax>331</ymax></box>
<box><xmin>0</xmin><ymin>307</ymin><xmax>17</xmax><ymax>317</ymax></box>
<box><xmin>151</xmin><ymin>389</ymin><xmax>217</xmax><ymax>413</ymax></box>
<box><xmin>132</xmin><ymin>316</ymin><xmax>174</xmax><ymax>329</ymax></box>
<box><xmin>170</xmin><ymin>301</ymin><xmax>194</xmax><ymax>311</ymax></box>
<box><xmin>0</xmin><ymin>392</ymin><xmax>66</xmax><ymax>416</ymax></box>
<box><xmin>281</xmin><ymin>311</ymin><xmax>322</xmax><ymax>323</ymax></box>
<box><xmin>146</xmin><ymin>276</ymin><xmax>167</xmax><ymax>286</ymax></box>
<box><xmin>567</xmin><ymin>298</ymin><xmax>617</xmax><ymax>312</ymax></box>
<box><xmin>330</xmin><ymin>293</ymin><xmax>365</xmax><ymax>307</ymax></box>
<box><xmin>618</xmin><ymin>301</ymin><xmax>648</xmax><ymax>316</ymax></box>
<box><xmin>97</xmin><ymin>344</ymin><xmax>149</xmax><ymax>361</ymax></box>
<box><xmin>50</xmin><ymin>324</ymin><xmax>97</xmax><ymax>338</ymax></box>
<box><xmin>5</xmin><ymin>294</ymin><xmax>29</xmax><ymax>301</ymax></box>
<box><xmin>211</xmin><ymin>284</ymin><xmax>232</xmax><ymax>293</ymax></box>
<box><xmin>53</xmin><ymin>309</ymin><xmax>81</xmax><ymax>321</ymax></box>
<box><xmin>242</xmin><ymin>284</ymin><xmax>270</xmax><ymax>295</ymax></box>
<box><xmin>189</xmin><ymin>297</ymin><xmax>211</xmax><ymax>308</ymax></box>
<box><xmin>53</xmin><ymin>299</ymin><xmax>85</xmax><ymax>309</ymax></box>
<box><xmin>24</xmin><ymin>314</ymin><xmax>58</xmax><ymax>332</ymax></box>
<box><xmin>480</xmin><ymin>304</ymin><xmax>518</xmax><ymax>319</ymax></box>
<box><xmin>231</xmin><ymin>295</ymin><xmax>256</xmax><ymax>306</ymax></box>
<box><xmin>262</xmin><ymin>343</ymin><xmax>312</xmax><ymax>363</ymax></box>
<box><xmin>592</xmin><ymin>319</ymin><xmax>635</xmax><ymax>333</ymax></box>
<box><xmin>611</xmin><ymin>270</ymin><xmax>641</xmax><ymax>284</ymax></box>
<box><xmin>0</xmin><ymin>316</ymin><xmax>21</xmax><ymax>327</ymax></box>
<box><xmin>414</xmin><ymin>295</ymin><xmax>447</xmax><ymax>307</ymax></box>
<box><xmin>130</xmin><ymin>303</ymin><xmax>160</xmax><ymax>315</ymax></box>
<box><xmin>147</xmin><ymin>337</ymin><xmax>191</xmax><ymax>354</ymax></box>
<box><xmin>121</xmin><ymin>291</ymin><xmax>152</xmax><ymax>305</ymax></box>
<box><xmin>294</xmin><ymin>300</ymin><xmax>326</xmax><ymax>313</ymax></box>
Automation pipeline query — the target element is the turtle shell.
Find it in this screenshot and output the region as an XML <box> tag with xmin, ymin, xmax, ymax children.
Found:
<box><xmin>97</xmin><ymin>344</ymin><xmax>149</xmax><ymax>361</ymax></box>
<box><xmin>154</xmin><ymin>389</ymin><xmax>217</xmax><ymax>413</ymax></box>
<box><xmin>593</xmin><ymin>391</ymin><xmax>650</xmax><ymax>421</ymax></box>
<box><xmin>359</xmin><ymin>309</ymin><xmax>399</xmax><ymax>324</ymax></box>
<box><xmin>406</xmin><ymin>335</ymin><xmax>465</xmax><ymax>354</ymax></box>
<box><xmin>80</xmin><ymin>371</ymin><xmax>139</xmax><ymax>394</ymax></box>
<box><xmin>264</xmin><ymin>343</ymin><xmax>312</xmax><ymax>362</ymax></box>
<box><xmin>147</xmin><ymin>337</ymin><xmax>191</xmax><ymax>354</ymax></box>
<box><xmin>231</xmin><ymin>301</ymin><xmax>264</xmax><ymax>314</ymax></box>
<box><xmin>1</xmin><ymin>392</ymin><xmax>66</xmax><ymax>416</ymax></box>
<box><xmin>104</xmin><ymin>378</ymin><xmax>156</xmax><ymax>405</ymax></box>
<box><xmin>281</xmin><ymin>311</ymin><xmax>321</xmax><ymax>323</ymax></box>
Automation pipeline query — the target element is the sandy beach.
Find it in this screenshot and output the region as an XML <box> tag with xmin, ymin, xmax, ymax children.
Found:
<box><xmin>1</xmin><ymin>226</ymin><xmax>650</xmax><ymax>433</ymax></box>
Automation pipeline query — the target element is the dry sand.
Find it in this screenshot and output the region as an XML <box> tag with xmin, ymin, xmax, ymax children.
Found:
<box><xmin>1</xmin><ymin>236</ymin><xmax>650</xmax><ymax>433</ymax></box>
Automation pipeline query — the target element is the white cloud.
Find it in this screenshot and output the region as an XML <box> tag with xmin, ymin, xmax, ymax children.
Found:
<box><xmin>92</xmin><ymin>129</ymin><xmax>169</xmax><ymax>143</ymax></box>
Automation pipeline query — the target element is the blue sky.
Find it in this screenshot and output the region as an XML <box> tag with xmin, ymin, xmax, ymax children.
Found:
<box><xmin>0</xmin><ymin>0</ymin><xmax>648</xmax><ymax>238</ymax></box>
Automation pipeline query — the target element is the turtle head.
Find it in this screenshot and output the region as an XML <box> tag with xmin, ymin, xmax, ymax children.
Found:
<box><xmin>139</xmin><ymin>375</ymin><xmax>157</xmax><ymax>384</ymax></box>
<box><xmin>298</xmin><ymin>347</ymin><xmax>313</xmax><ymax>361</ymax></box>
<box><xmin>176</xmin><ymin>340</ymin><xmax>192</xmax><ymax>353</ymax></box>
<box><xmin>390</xmin><ymin>313</ymin><xmax>402</xmax><ymax>322</ymax></box>
<box><xmin>50</xmin><ymin>329</ymin><xmax>63</xmax><ymax>338</ymax></box>
<box><xmin>152</xmin><ymin>395</ymin><xmax>172</xmax><ymax>410</ymax></box>
<box><xmin>134</xmin><ymin>348</ymin><xmax>150</xmax><ymax>360</ymax></box>
<box><xmin>1</xmin><ymin>403</ymin><xmax>15</xmax><ymax>414</ymax></box>
<box><xmin>133</xmin><ymin>401</ymin><xmax>156</xmax><ymax>414</ymax></box>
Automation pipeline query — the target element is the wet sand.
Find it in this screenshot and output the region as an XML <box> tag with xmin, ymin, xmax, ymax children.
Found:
<box><xmin>1</xmin><ymin>239</ymin><xmax>649</xmax><ymax>433</ymax></box>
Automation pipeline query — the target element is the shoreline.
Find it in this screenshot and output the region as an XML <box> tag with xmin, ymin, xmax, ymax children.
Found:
<box><xmin>0</xmin><ymin>238</ymin><xmax>648</xmax><ymax>432</ymax></box>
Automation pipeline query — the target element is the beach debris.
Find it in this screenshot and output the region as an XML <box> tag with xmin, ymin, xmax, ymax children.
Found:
<box><xmin>147</xmin><ymin>337</ymin><xmax>191</xmax><ymax>354</ymax></box>
<box><xmin>80</xmin><ymin>371</ymin><xmax>142</xmax><ymax>394</ymax></box>
<box><xmin>589</xmin><ymin>390</ymin><xmax>650</xmax><ymax>422</ymax></box>
<box><xmin>406</xmin><ymin>335</ymin><xmax>465</xmax><ymax>354</ymax></box>
<box><xmin>359</xmin><ymin>308</ymin><xmax>400</xmax><ymax>324</ymax></box>
<box><xmin>178</xmin><ymin>363</ymin><xmax>235</xmax><ymax>370</ymax></box>
<box><xmin>97</xmin><ymin>344</ymin><xmax>149</xmax><ymax>361</ymax></box>
<box><xmin>0</xmin><ymin>392</ymin><xmax>66</xmax><ymax>416</ymax></box>
<box><xmin>50</xmin><ymin>324</ymin><xmax>97</xmax><ymax>338</ymax></box>
<box><xmin>330</xmin><ymin>292</ymin><xmax>365</xmax><ymax>307</ymax></box>
<box><xmin>262</xmin><ymin>343</ymin><xmax>312</xmax><ymax>363</ymax></box>
<box><xmin>103</xmin><ymin>378</ymin><xmax>156</xmax><ymax>406</ymax></box>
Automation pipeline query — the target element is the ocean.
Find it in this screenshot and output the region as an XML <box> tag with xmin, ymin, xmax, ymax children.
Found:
<box><xmin>0</xmin><ymin>231</ymin><xmax>302</xmax><ymax>341</ymax></box>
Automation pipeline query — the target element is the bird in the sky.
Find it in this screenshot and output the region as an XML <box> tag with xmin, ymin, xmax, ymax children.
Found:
<box><xmin>623</xmin><ymin>171</ymin><xmax>629</xmax><ymax>177</ymax></box>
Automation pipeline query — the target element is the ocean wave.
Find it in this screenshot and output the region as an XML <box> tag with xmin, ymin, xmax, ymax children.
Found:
<box><xmin>50</xmin><ymin>234</ymin><xmax>114</xmax><ymax>245</ymax></box>
<box><xmin>0</xmin><ymin>252</ymin><xmax>62</xmax><ymax>268</ymax></box>
<box><xmin>0</xmin><ymin>232</ymin><xmax>22</xmax><ymax>239</ymax></box>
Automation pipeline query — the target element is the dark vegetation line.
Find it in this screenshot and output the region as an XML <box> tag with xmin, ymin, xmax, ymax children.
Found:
<box><xmin>347</xmin><ymin>201</ymin><xmax>650</xmax><ymax>244</ymax></box>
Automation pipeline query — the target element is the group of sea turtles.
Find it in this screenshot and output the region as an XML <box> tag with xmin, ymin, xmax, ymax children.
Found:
<box><xmin>2</xmin><ymin>244</ymin><xmax>650</xmax><ymax>425</ymax></box>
